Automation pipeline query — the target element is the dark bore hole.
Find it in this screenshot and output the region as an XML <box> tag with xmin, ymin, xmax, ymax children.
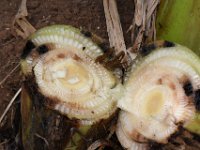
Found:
<box><xmin>163</xmin><ymin>41</ymin><xmax>175</xmax><ymax>48</ymax></box>
<box><xmin>194</xmin><ymin>89</ymin><xmax>200</xmax><ymax>110</ymax></box>
<box><xmin>21</xmin><ymin>40</ymin><xmax>36</xmax><ymax>59</ymax></box>
<box><xmin>36</xmin><ymin>45</ymin><xmax>49</xmax><ymax>54</ymax></box>
<box><xmin>140</xmin><ymin>44</ymin><xmax>156</xmax><ymax>57</ymax></box>
<box><xmin>183</xmin><ymin>81</ymin><xmax>193</xmax><ymax>96</ymax></box>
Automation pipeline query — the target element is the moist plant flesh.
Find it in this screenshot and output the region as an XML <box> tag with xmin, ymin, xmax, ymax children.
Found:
<box><xmin>117</xmin><ymin>41</ymin><xmax>200</xmax><ymax>150</ymax></box>
<box><xmin>20</xmin><ymin>25</ymin><xmax>123</xmax><ymax>149</ymax></box>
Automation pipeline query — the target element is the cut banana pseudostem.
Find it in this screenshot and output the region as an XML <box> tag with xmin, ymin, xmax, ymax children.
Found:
<box><xmin>116</xmin><ymin>41</ymin><xmax>200</xmax><ymax>150</ymax></box>
<box><xmin>20</xmin><ymin>25</ymin><xmax>123</xmax><ymax>149</ymax></box>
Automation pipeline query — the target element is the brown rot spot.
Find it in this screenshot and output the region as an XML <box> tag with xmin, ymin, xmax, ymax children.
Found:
<box><xmin>157</xmin><ymin>78</ymin><xmax>162</xmax><ymax>84</ymax></box>
<box><xmin>57</xmin><ymin>53</ymin><xmax>65</xmax><ymax>58</ymax></box>
<box><xmin>30</xmin><ymin>51</ymin><xmax>40</xmax><ymax>59</ymax></box>
<box><xmin>163</xmin><ymin>41</ymin><xmax>175</xmax><ymax>48</ymax></box>
<box><xmin>140</xmin><ymin>43</ymin><xmax>156</xmax><ymax>57</ymax></box>
<box><xmin>44</xmin><ymin>97</ymin><xmax>60</xmax><ymax>109</ymax></box>
<box><xmin>95</xmin><ymin>48</ymin><xmax>114</xmax><ymax>64</ymax></box>
<box><xmin>105</xmin><ymin>51</ymin><xmax>125</xmax><ymax>69</ymax></box>
<box><xmin>183</xmin><ymin>81</ymin><xmax>193</xmax><ymax>96</ymax></box>
<box><xmin>169</xmin><ymin>82</ymin><xmax>176</xmax><ymax>90</ymax></box>
<box><xmin>21</xmin><ymin>40</ymin><xmax>36</xmax><ymax>59</ymax></box>
<box><xmin>72</xmin><ymin>54</ymin><xmax>82</xmax><ymax>61</ymax></box>
<box><xmin>130</xmin><ymin>131</ymin><xmax>148</xmax><ymax>143</ymax></box>
<box><xmin>194</xmin><ymin>89</ymin><xmax>200</xmax><ymax>110</ymax></box>
<box><xmin>179</xmin><ymin>75</ymin><xmax>188</xmax><ymax>84</ymax></box>
<box><xmin>96</xmin><ymin>50</ymin><xmax>125</xmax><ymax>71</ymax></box>
<box><xmin>36</xmin><ymin>45</ymin><xmax>49</xmax><ymax>54</ymax></box>
<box><xmin>81</xmin><ymin>30</ymin><xmax>92</xmax><ymax>37</ymax></box>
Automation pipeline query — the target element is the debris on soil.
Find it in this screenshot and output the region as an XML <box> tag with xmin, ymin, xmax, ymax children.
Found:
<box><xmin>12</xmin><ymin>0</ymin><xmax>36</xmax><ymax>39</ymax></box>
<box><xmin>0</xmin><ymin>88</ymin><xmax>21</xmax><ymax>124</ymax></box>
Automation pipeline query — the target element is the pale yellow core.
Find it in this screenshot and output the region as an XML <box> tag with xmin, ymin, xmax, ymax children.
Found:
<box><xmin>52</xmin><ymin>59</ymin><xmax>89</xmax><ymax>90</ymax></box>
<box><xmin>143</xmin><ymin>89</ymin><xmax>165</xmax><ymax>117</ymax></box>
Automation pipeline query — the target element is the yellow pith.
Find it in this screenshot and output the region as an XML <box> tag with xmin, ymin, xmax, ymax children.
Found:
<box><xmin>53</xmin><ymin>59</ymin><xmax>89</xmax><ymax>89</ymax></box>
<box><xmin>143</xmin><ymin>89</ymin><xmax>164</xmax><ymax>117</ymax></box>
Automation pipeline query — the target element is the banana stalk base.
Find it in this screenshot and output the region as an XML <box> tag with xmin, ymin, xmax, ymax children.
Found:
<box><xmin>21</xmin><ymin>75</ymin><xmax>118</xmax><ymax>150</ymax></box>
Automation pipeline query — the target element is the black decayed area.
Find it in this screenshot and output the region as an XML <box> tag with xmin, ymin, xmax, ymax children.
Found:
<box><xmin>21</xmin><ymin>40</ymin><xmax>36</xmax><ymax>59</ymax></box>
<box><xmin>140</xmin><ymin>43</ymin><xmax>156</xmax><ymax>57</ymax></box>
<box><xmin>82</xmin><ymin>46</ymin><xmax>86</xmax><ymax>50</ymax></box>
<box><xmin>163</xmin><ymin>41</ymin><xmax>175</xmax><ymax>47</ymax></box>
<box><xmin>140</xmin><ymin>41</ymin><xmax>175</xmax><ymax>57</ymax></box>
<box><xmin>183</xmin><ymin>81</ymin><xmax>193</xmax><ymax>96</ymax></box>
<box><xmin>36</xmin><ymin>45</ymin><xmax>49</xmax><ymax>54</ymax></box>
<box><xmin>98</xmin><ymin>42</ymin><xmax>110</xmax><ymax>53</ymax></box>
<box><xmin>194</xmin><ymin>89</ymin><xmax>200</xmax><ymax>110</ymax></box>
<box><xmin>81</xmin><ymin>30</ymin><xmax>92</xmax><ymax>37</ymax></box>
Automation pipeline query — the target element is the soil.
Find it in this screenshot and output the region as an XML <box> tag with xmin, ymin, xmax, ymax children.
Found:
<box><xmin>0</xmin><ymin>0</ymin><xmax>199</xmax><ymax>150</ymax></box>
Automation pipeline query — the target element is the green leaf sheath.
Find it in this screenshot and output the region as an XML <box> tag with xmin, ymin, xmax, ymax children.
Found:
<box><xmin>156</xmin><ymin>0</ymin><xmax>200</xmax><ymax>55</ymax></box>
